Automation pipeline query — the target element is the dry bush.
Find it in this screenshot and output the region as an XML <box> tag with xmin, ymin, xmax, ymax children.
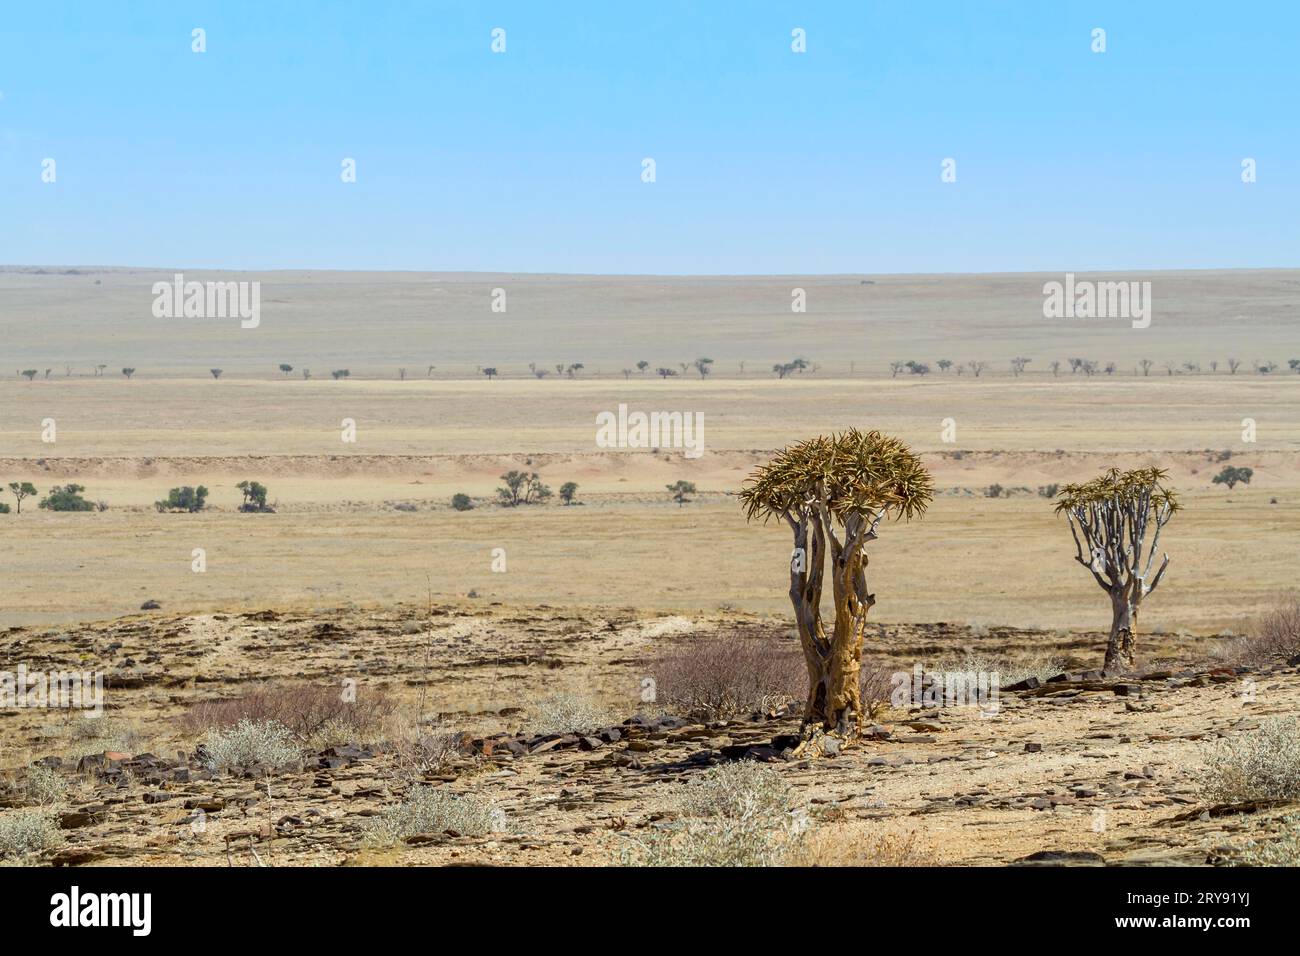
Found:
<box><xmin>179</xmin><ymin>683</ymin><xmax>397</xmax><ymax>745</ymax></box>
<box><xmin>653</xmin><ymin>633</ymin><xmax>803</xmax><ymax>719</ymax></box>
<box><xmin>0</xmin><ymin>810</ymin><xmax>63</xmax><ymax>860</ymax></box>
<box><xmin>1199</xmin><ymin>717</ymin><xmax>1300</xmax><ymax>804</ymax></box>
<box><xmin>202</xmin><ymin>719</ymin><xmax>302</xmax><ymax>772</ymax></box>
<box><xmin>33</xmin><ymin>717</ymin><xmax>142</xmax><ymax>761</ymax></box>
<box><xmin>363</xmin><ymin>787</ymin><xmax>507</xmax><ymax>845</ymax></box>
<box><xmin>656</xmin><ymin>632</ymin><xmax>896</xmax><ymax>721</ymax></box>
<box><xmin>522</xmin><ymin>693</ymin><xmax>615</xmax><ymax>736</ymax></box>
<box><xmin>1221</xmin><ymin>598</ymin><xmax>1300</xmax><ymax>665</ymax></box>
<box><xmin>621</xmin><ymin>761</ymin><xmax>806</xmax><ymax>867</ymax></box>
<box><xmin>1234</xmin><ymin>815</ymin><xmax>1300</xmax><ymax>866</ymax></box>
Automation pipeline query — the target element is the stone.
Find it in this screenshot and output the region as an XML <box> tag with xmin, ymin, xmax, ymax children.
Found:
<box><xmin>1023</xmin><ymin>742</ymin><xmax>1042</xmax><ymax>753</ymax></box>
<box><xmin>140</xmin><ymin>599</ymin><xmax>161</xmax><ymax>610</ymax></box>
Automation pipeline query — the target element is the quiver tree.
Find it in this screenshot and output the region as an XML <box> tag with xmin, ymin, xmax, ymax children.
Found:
<box><xmin>740</xmin><ymin>429</ymin><xmax>932</xmax><ymax>740</ymax></box>
<box><xmin>1054</xmin><ymin>468</ymin><xmax>1179</xmax><ymax>672</ymax></box>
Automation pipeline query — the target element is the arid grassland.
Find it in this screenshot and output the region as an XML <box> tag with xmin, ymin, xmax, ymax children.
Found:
<box><xmin>1</xmin><ymin>268</ymin><xmax>1298</xmax><ymax>867</ymax></box>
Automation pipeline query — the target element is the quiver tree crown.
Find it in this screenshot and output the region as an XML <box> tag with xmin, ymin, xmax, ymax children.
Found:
<box><xmin>739</xmin><ymin>429</ymin><xmax>933</xmax><ymax>526</ymax></box>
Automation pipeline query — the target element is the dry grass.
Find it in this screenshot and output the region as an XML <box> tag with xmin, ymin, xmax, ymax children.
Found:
<box><xmin>654</xmin><ymin>633</ymin><xmax>803</xmax><ymax>719</ymax></box>
<box><xmin>788</xmin><ymin>825</ymin><xmax>935</xmax><ymax>867</ymax></box>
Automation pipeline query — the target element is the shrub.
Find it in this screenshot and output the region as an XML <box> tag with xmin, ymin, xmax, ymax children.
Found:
<box><xmin>450</xmin><ymin>493</ymin><xmax>474</xmax><ymax>511</ymax></box>
<box><xmin>0</xmin><ymin>503</ymin><xmax>8</xmax><ymax>514</ymax></box>
<box><xmin>559</xmin><ymin>481</ymin><xmax>579</xmax><ymax>505</ymax></box>
<box><xmin>523</xmin><ymin>694</ymin><xmax>614</xmax><ymax>736</ymax></box>
<box><xmin>1220</xmin><ymin>599</ymin><xmax>1300</xmax><ymax>665</ymax></box>
<box><xmin>201</xmin><ymin>719</ymin><xmax>301</xmax><ymax>772</ymax></box>
<box><xmin>1199</xmin><ymin>717</ymin><xmax>1300</xmax><ymax>804</ymax></box>
<box><xmin>17</xmin><ymin>766</ymin><xmax>67</xmax><ymax>807</ymax></box>
<box><xmin>155</xmin><ymin>485</ymin><xmax>208</xmax><ymax>513</ymax></box>
<box><xmin>1213</xmin><ymin>466</ymin><xmax>1253</xmax><ymax>490</ymax></box>
<box><xmin>180</xmin><ymin>683</ymin><xmax>396</xmax><ymax>745</ymax></box>
<box><xmin>363</xmin><ymin>787</ymin><xmax>507</xmax><ymax>845</ymax></box>
<box><xmin>0</xmin><ymin>810</ymin><xmax>63</xmax><ymax>860</ymax></box>
<box><xmin>36</xmin><ymin>717</ymin><xmax>142</xmax><ymax>761</ymax></box>
<box><xmin>1233</xmin><ymin>816</ymin><xmax>1300</xmax><ymax>866</ymax></box>
<box><xmin>622</xmin><ymin>762</ymin><xmax>806</xmax><ymax>867</ymax></box>
<box><xmin>38</xmin><ymin>484</ymin><xmax>95</xmax><ymax>511</ymax></box>
<box><xmin>236</xmin><ymin>480</ymin><xmax>273</xmax><ymax>512</ymax></box>
<box><xmin>654</xmin><ymin>633</ymin><xmax>802</xmax><ymax>719</ymax></box>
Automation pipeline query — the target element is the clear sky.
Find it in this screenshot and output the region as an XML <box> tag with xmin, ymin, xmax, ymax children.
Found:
<box><xmin>1</xmin><ymin>1</ymin><xmax>1296</xmax><ymax>274</ymax></box>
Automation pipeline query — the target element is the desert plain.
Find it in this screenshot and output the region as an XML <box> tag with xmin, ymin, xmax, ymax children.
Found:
<box><xmin>1</xmin><ymin>266</ymin><xmax>1298</xmax><ymax>867</ymax></box>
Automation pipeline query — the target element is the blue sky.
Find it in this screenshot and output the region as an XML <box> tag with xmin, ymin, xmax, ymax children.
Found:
<box><xmin>1</xmin><ymin>1</ymin><xmax>1296</xmax><ymax>274</ymax></box>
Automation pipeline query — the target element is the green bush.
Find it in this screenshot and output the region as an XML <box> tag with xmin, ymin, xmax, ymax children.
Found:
<box><xmin>38</xmin><ymin>484</ymin><xmax>95</xmax><ymax>512</ymax></box>
<box><xmin>155</xmin><ymin>485</ymin><xmax>208</xmax><ymax>513</ymax></box>
<box><xmin>236</xmin><ymin>480</ymin><xmax>273</xmax><ymax>513</ymax></box>
<box><xmin>451</xmin><ymin>493</ymin><xmax>474</xmax><ymax>511</ymax></box>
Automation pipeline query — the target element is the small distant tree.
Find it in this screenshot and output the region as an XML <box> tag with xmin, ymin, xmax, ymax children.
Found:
<box><xmin>1212</xmin><ymin>466</ymin><xmax>1253</xmax><ymax>490</ymax></box>
<box><xmin>39</xmin><ymin>484</ymin><xmax>95</xmax><ymax>512</ymax></box>
<box><xmin>8</xmin><ymin>481</ymin><xmax>37</xmax><ymax>513</ymax></box>
<box><xmin>905</xmin><ymin>361</ymin><xmax>930</xmax><ymax>376</ymax></box>
<box><xmin>497</xmin><ymin>471</ymin><xmax>550</xmax><ymax>506</ymax></box>
<box><xmin>451</xmin><ymin>493</ymin><xmax>474</xmax><ymax>511</ymax></box>
<box><xmin>156</xmin><ymin>485</ymin><xmax>209</xmax><ymax>513</ymax></box>
<box><xmin>693</xmin><ymin>357</ymin><xmax>714</xmax><ymax>379</ymax></box>
<box><xmin>621</xmin><ymin>368</ymin><xmax>632</xmax><ymax>379</ymax></box>
<box><xmin>656</xmin><ymin>367</ymin><xmax>678</xmax><ymax>379</ymax></box>
<box><xmin>302</xmin><ymin>368</ymin><xmax>312</xmax><ymax>380</ymax></box>
<box><xmin>667</xmin><ymin>480</ymin><xmax>696</xmax><ymax>507</ymax></box>
<box><xmin>1138</xmin><ymin>359</ymin><xmax>1153</xmax><ymax>376</ymax></box>
<box><xmin>236</xmin><ymin>480</ymin><xmax>272</xmax><ymax>512</ymax></box>
<box><xmin>967</xmin><ymin>360</ymin><xmax>988</xmax><ymax>378</ymax></box>
<box><xmin>636</xmin><ymin>360</ymin><xmax>649</xmax><ymax>374</ymax></box>
<box><xmin>1256</xmin><ymin>360</ymin><xmax>1278</xmax><ymax>374</ymax></box>
<box><xmin>566</xmin><ymin>363</ymin><xmax>584</xmax><ymax>378</ymax></box>
<box><xmin>482</xmin><ymin>367</ymin><xmax>498</xmax><ymax>380</ymax></box>
<box><xmin>210</xmin><ymin>368</ymin><xmax>223</xmax><ymax>379</ymax></box>
<box><xmin>279</xmin><ymin>364</ymin><xmax>293</xmax><ymax>376</ymax></box>
<box><xmin>1055</xmin><ymin>468</ymin><xmax>1179</xmax><ymax>672</ymax></box>
<box><xmin>122</xmin><ymin>368</ymin><xmax>135</xmax><ymax>379</ymax></box>
<box><xmin>1050</xmin><ymin>360</ymin><xmax>1061</xmax><ymax>377</ymax></box>
<box><xmin>1287</xmin><ymin>358</ymin><xmax>1300</xmax><ymax>373</ymax></box>
<box><xmin>427</xmin><ymin>365</ymin><xmax>436</xmax><ymax>378</ymax></box>
<box><xmin>1104</xmin><ymin>362</ymin><xmax>1117</xmax><ymax>375</ymax></box>
<box><xmin>96</xmin><ymin>365</ymin><xmax>107</xmax><ymax>377</ymax></box>
<box><xmin>936</xmin><ymin>359</ymin><xmax>953</xmax><ymax>373</ymax></box>
<box><xmin>331</xmin><ymin>369</ymin><xmax>350</xmax><ymax>380</ymax></box>
<box><xmin>398</xmin><ymin>368</ymin><xmax>406</xmax><ymax>380</ymax></box>
<box><xmin>889</xmin><ymin>361</ymin><xmax>905</xmax><ymax>379</ymax></box>
<box><xmin>1227</xmin><ymin>358</ymin><xmax>1242</xmax><ymax>374</ymax></box>
<box><xmin>985</xmin><ymin>484</ymin><xmax>1004</xmax><ymax>498</ymax></box>
<box><xmin>559</xmin><ymin>481</ymin><xmax>579</xmax><ymax>505</ymax></box>
<box><xmin>20</xmin><ymin>369</ymin><xmax>37</xmax><ymax>381</ymax></box>
<box><xmin>1010</xmin><ymin>357</ymin><xmax>1031</xmax><ymax>377</ymax></box>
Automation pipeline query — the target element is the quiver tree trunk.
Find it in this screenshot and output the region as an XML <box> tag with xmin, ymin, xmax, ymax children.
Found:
<box><xmin>1104</xmin><ymin>591</ymin><xmax>1138</xmax><ymax>672</ymax></box>
<box><xmin>787</xmin><ymin>503</ymin><xmax>879</xmax><ymax>738</ymax></box>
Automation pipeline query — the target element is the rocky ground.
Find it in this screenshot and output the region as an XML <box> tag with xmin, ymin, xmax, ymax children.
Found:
<box><xmin>1</xmin><ymin>602</ymin><xmax>1295</xmax><ymax>867</ymax></box>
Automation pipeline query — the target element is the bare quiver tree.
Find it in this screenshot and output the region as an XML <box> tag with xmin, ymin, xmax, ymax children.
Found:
<box><xmin>1054</xmin><ymin>468</ymin><xmax>1180</xmax><ymax>673</ymax></box>
<box><xmin>740</xmin><ymin>429</ymin><xmax>933</xmax><ymax>742</ymax></box>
